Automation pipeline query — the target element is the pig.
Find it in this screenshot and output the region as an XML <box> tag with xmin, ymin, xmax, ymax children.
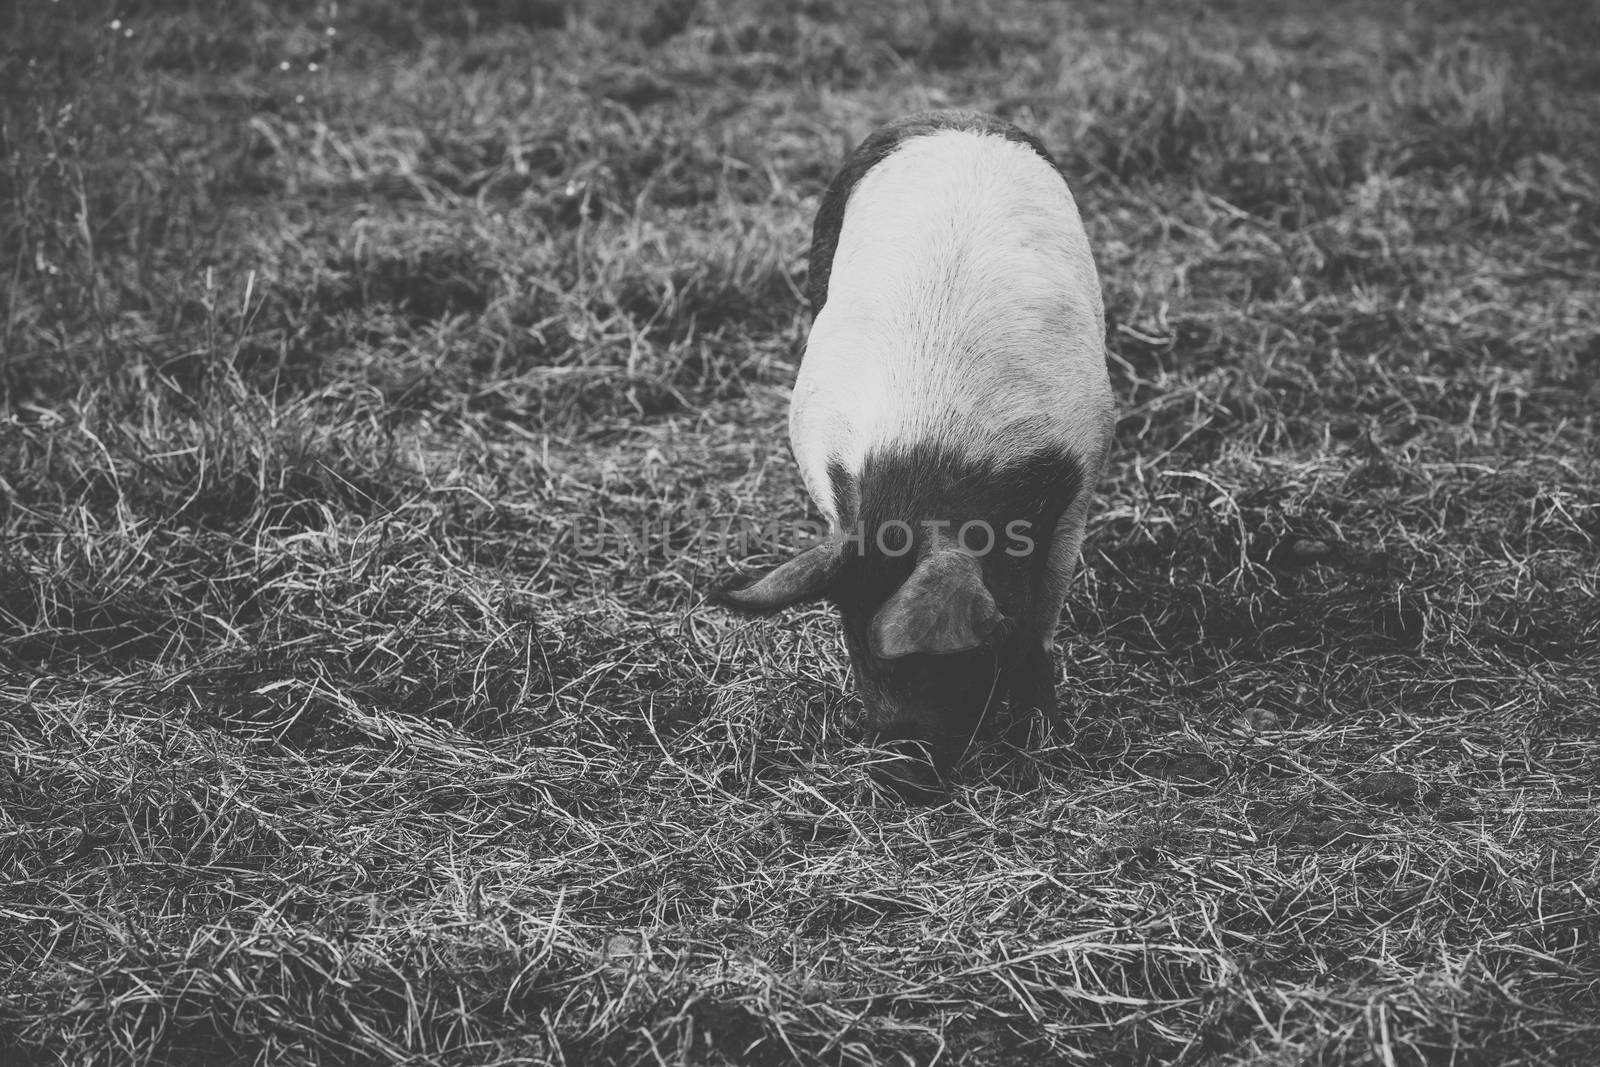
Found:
<box><xmin>711</xmin><ymin>110</ymin><xmax>1114</xmax><ymax>798</ymax></box>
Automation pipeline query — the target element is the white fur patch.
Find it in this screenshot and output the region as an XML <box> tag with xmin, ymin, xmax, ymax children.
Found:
<box><xmin>791</xmin><ymin>127</ymin><xmax>1114</xmax><ymax>527</ymax></box>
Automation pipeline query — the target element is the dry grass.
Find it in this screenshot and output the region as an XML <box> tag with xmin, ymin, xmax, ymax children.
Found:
<box><xmin>3</xmin><ymin>0</ymin><xmax>1599</xmax><ymax>1063</ymax></box>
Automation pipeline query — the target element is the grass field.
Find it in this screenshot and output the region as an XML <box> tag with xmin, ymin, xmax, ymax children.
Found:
<box><xmin>4</xmin><ymin>0</ymin><xmax>1600</xmax><ymax>1063</ymax></box>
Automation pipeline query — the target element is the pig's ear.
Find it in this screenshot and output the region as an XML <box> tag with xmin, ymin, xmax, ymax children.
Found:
<box><xmin>870</xmin><ymin>550</ymin><xmax>1003</xmax><ymax>659</ymax></box>
<box><xmin>709</xmin><ymin>539</ymin><xmax>849</xmax><ymax>614</ymax></box>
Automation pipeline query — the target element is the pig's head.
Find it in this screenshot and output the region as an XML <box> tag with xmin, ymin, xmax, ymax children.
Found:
<box><xmin>712</xmin><ymin>536</ymin><xmax>1003</xmax><ymax>797</ymax></box>
<box><xmin>711</xmin><ymin>444</ymin><xmax>1081</xmax><ymax>798</ymax></box>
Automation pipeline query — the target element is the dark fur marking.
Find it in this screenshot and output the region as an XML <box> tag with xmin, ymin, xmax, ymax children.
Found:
<box><xmin>826</xmin><ymin>457</ymin><xmax>857</xmax><ymax>527</ymax></box>
<box><xmin>807</xmin><ymin>109</ymin><xmax>1069</xmax><ymax>311</ymax></box>
<box><xmin>825</xmin><ymin>442</ymin><xmax>1086</xmax><ymax>765</ymax></box>
<box><xmin>843</xmin><ymin>440</ymin><xmax>1085</xmax><ymax>559</ymax></box>
<box><xmin>833</xmin><ymin>440</ymin><xmax>1084</xmax><ymax>613</ymax></box>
